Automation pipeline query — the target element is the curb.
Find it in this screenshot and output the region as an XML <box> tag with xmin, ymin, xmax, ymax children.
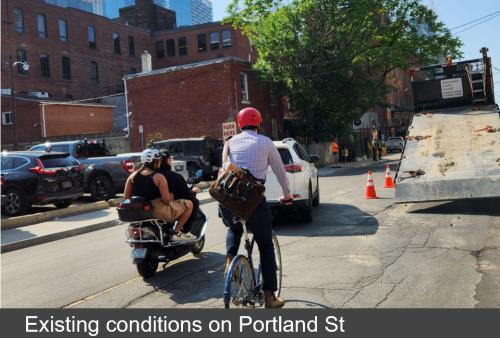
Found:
<box><xmin>1</xmin><ymin>201</ymin><xmax>110</xmax><ymax>230</ymax></box>
<box><xmin>1</xmin><ymin>219</ymin><xmax>118</xmax><ymax>254</ymax></box>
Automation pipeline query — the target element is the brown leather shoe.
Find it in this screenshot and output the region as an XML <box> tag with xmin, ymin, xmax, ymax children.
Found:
<box><xmin>264</xmin><ymin>290</ymin><xmax>285</xmax><ymax>308</ymax></box>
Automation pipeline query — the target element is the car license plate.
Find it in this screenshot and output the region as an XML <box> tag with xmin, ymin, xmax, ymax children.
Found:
<box><xmin>62</xmin><ymin>181</ymin><xmax>73</xmax><ymax>188</ymax></box>
<box><xmin>131</xmin><ymin>248</ymin><xmax>147</xmax><ymax>259</ymax></box>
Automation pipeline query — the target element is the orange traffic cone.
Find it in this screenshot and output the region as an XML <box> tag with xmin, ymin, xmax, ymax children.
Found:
<box><xmin>383</xmin><ymin>165</ymin><xmax>395</xmax><ymax>189</ymax></box>
<box><xmin>364</xmin><ymin>171</ymin><xmax>379</xmax><ymax>199</ymax></box>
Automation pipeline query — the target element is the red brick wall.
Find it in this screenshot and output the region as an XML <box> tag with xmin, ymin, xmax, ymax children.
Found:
<box><xmin>152</xmin><ymin>23</ymin><xmax>256</xmax><ymax>69</ymax></box>
<box><xmin>1</xmin><ymin>0</ymin><xmax>148</xmax><ymax>101</ymax></box>
<box><xmin>42</xmin><ymin>104</ymin><xmax>114</xmax><ymax>137</ymax></box>
<box><xmin>1</xmin><ymin>97</ymin><xmax>41</xmax><ymax>147</ymax></box>
<box><xmin>126</xmin><ymin>60</ymin><xmax>284</xmax><ymax>152</ymax></box>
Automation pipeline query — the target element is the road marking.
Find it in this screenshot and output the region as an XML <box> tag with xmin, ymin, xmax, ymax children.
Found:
<box><xmin>63</xmin><ymin>241</ymin><xmax>226</xmax><ymax>308</ymax></box>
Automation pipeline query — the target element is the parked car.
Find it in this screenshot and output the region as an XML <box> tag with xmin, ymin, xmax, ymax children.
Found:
<box><xmin>28</xmin><ymin>140</ymin><xmax>138</xmax><ymax>201</ymax></box>
<box><xmin>117</xmin><ymin>153</ymin><xmax>189</xmax><ymax>181</ymax></box>
<box><xmin>151</xmin><ymin>137</ymin><xmax>222</xmax><ymax>180</ymax></box>
<box><xmin>1</xmin><ymin>151</ymin><xmax>84</xmax><ymax>217</ymax></box>
<box><xmin>385</xmin><ymin>137</ymin><xmax>405</xmax><ymax>152</ymax></box>
<box><xmin>264</xmin><ymin>138</ymin><xmax>320</xmax><ymax>222</ymax></box>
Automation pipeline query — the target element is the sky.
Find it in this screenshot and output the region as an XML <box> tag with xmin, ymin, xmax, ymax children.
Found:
<box><xmin>212</xmin><ymin>0</ymin><xmax>500</xmax><ymax>95</ymax></box>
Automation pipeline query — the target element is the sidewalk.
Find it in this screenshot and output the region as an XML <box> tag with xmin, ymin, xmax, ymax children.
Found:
<box><xmin>1</xmin><ymin>194</ymin><xmax>215</xmax><ymax>253</ymax></box>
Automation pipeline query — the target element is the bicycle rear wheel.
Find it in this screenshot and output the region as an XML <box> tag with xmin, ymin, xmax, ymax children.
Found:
<box><xmin>224</xmin><ymin>256</ymin><xmax>255</xmax><ymax>308</ymax></box>
<box><xmin>272</xmin><ymin>232</ymin><xmax>283</xmax><ymax>297</ymax></box>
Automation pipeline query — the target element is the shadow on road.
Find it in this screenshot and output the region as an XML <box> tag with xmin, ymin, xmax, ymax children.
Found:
<box><xmin>407</xmin><ymin>198</ymin><xmax>500</xmax><ymax>216</ymax></box>
<box><xmin>140</xmin><ymin>252</ymin><xmax>226</xmax><ymax>308</ymax></box>
<box><xmin>272</xmin><ymin>202</ymin><xmax>379</xmax><ymax>237</ymax></box>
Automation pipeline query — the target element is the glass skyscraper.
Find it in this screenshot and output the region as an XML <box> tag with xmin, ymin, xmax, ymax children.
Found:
<box><xmin>168</xmin><ymin>0</ymin><xmax>213</xmax><ymax>26</ymax></box>
<box><xmin>101</xmin><ymin>1</ymin><xmax>213</xmax><ymax>25</ymax></box>
<box><xmin>44</xmin><ymin>0</ymin><xmax>99</xmax><ymax>14</ymax></box>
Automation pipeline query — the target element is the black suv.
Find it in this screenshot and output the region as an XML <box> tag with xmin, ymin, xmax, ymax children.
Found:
<box><xmin>1</xmin><ymin>151</ymin><xmax>84</xmax><ymax>217</ymax></box>
<box><xmin>151</xmin><ymin>138</ymin><xmax>223</xmax><ymax>180</ymax></box>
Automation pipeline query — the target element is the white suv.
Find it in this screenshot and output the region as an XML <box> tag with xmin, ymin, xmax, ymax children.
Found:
<box><xmin>265</xmin><ymin>138</ymin><xmax>320</xmax><ymax>222</ymax></box>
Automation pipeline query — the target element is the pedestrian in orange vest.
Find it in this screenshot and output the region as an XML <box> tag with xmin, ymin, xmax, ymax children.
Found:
<box><xmin>331</xmin><ymin>139</ymin><xmax>341</xmax><ymax>168</ymax></box>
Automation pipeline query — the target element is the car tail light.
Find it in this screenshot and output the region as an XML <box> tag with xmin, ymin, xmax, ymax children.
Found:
<box><xmin>292</xmin><ymin>194</ymin><xmax>300</xmax><ymax>199</ymax></box>
<box><xmin>28</xmin><ymin>158</ymin><xmax>60</xmax><ymax>175</ymax></box>
<box><xmin>284</xmin><ymin>163</ymin><xmax>303</xmax><ymax>173</ymax></box>
<box><xmin>1</xmin><ymin>176</ymin><xmax>4</xmax><ymax>187</ymax></box>
<box><xmin>123</xmin><ymin>161</ymin><xmax>135</xmax><ymax>174</ymax></box>
<box><xmin>74</xmin><ymin>164</ymin><xmax>83</xmax><ymax>173</ymax></box>
<box><xmin>399</xmin><ymin>142</ymin><xmax>402</xmax><ymax>147</ymax></box>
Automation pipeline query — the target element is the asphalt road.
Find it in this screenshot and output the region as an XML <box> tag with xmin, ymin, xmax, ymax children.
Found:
<box><xmin>2</xmin><ymin>153</ymin><xmax>499</xmax><ymax>308</ymax></box>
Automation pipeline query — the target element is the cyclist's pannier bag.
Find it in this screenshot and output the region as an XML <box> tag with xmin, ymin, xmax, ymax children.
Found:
<box><xmin>209</xmin><ymin>163</ymin><xmax>266</xmax><ymax>220</ymax></box>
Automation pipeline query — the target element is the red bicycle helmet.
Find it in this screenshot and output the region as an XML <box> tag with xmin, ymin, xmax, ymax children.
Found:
<box><xmin>238</xmin><ymin>108</ymin><xmax>262</xmax><ymax>129</ymax></box>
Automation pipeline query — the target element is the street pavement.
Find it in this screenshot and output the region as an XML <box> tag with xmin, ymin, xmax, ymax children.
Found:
<box><xmin>1</xmin><ymin>152</ymin><xmax>499</xmax><ymax>308</ymax></box>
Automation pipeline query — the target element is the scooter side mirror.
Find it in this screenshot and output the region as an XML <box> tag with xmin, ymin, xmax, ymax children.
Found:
<box><xmin>195</xmin><ymin>170</ymin><xmax>203</xmax><ymax>179</ymax></box>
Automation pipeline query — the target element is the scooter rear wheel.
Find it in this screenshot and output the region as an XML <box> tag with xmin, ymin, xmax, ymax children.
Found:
<box><xmin>137</xmin><ymin>254</ymin><xmax>158</xmax><ymax>278</ymax></box>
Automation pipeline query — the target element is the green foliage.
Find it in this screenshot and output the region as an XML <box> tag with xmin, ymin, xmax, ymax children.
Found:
<box><xmin>224</xmin><ymin>0</ymin><xmax>462</xmax><ymax>141</ymax></box>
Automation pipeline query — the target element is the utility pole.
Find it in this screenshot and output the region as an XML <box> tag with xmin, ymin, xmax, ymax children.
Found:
<box><xmin>9</xmin><ymin>56</ymin><xmax>18</xmax><ymax>151</ymax></box>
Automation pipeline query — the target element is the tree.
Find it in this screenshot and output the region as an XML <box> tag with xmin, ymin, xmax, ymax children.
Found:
<box><xmin>224</xmin><ymin>0</ymin><xmax>462</xmax><ymax>141</ymax></box>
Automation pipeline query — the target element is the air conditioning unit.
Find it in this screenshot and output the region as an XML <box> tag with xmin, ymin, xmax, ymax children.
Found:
<box><xmin>1</xmin><ymin>89</ymin><xmax>11</xmax><ymax>95</ymax></box>
<box><xmin>28</xmin><ymin>92</ymin><xmax>49</xmax><ymax>98</ymax></box>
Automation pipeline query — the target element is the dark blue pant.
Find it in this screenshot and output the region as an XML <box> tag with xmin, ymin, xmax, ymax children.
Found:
<box><xmin>220</xmin><ymin>197</ymin><xmax>277</xmax><ymax>292</ymax></box>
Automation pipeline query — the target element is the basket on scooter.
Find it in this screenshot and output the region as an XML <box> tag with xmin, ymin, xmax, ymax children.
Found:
<box><xmin>117</xmin><ymin>196</ymin><xmax>153</xmax><ymax>222</ymax></box>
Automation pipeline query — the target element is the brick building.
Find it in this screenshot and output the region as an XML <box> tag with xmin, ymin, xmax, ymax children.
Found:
<box><xmin>1</xmin><ymin>95</ymin><xmax>115</xmax><ymax>150</ymax></box>
<box><xmin>1</xmin><ymin>0</ymin><xmax>150</xmax><ymax>101</ymax></box>
<box><xmin>151</xmin><ymin>21</ymin><xmax>255</xmax><ymax>68</ymax></box>
<box><xmin>1</xmin><ymin>0</ymin><xmax>253</xmax><ymax>101</ymax></box>
<box><xmin>116</xmin><ymin>0</ymin><xmax>177</xmax><ymax>31</ymax></box>
<box><xmin>125</xmin><ymin>57</ymin><xmax>285</xmax><ymax>152</ymax></box>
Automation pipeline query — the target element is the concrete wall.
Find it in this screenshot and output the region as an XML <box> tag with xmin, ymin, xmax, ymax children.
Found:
<box><xmin>102</xmin><ymin>95</ymin><xmax>127</xmax><ymax>131</ymax></box>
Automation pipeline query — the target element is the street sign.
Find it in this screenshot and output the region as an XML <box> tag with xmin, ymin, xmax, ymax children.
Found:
<box><xmin>139</xmin><ymin>125</ymin><xmax>143</xmax><ymax>133</ymax></box>
<box><xmin>222</xmin><ymin>122</ymin><xmax>237</xmax><ymax>142</ymax></box>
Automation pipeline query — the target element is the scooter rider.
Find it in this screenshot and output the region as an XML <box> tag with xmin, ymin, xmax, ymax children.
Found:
<box><xmin>220</xmin><ymin>107</ymin><xmax>293</xmax><ymax>308</ymax></box>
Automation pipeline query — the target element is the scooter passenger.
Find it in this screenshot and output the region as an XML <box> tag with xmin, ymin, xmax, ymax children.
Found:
<box><xmin>124</xmin><ymin>149</ymin><xmax>195</xmax><ymax>241</ymax></box>
<box><xmin>158</xmin><ymin>149</ymin><xmax>200</xmax><ymax>236</ymax></box>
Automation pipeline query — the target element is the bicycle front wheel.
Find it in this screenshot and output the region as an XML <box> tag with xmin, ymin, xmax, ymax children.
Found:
<box><xmin>224</xmin><ymin>256</ymin><xmax>255</xmax><ymax>308</ymax></box>
<box><xmin>272</xmin><ymin>232</ymin><xmax>283</xmax><ymax>297</ymax></box>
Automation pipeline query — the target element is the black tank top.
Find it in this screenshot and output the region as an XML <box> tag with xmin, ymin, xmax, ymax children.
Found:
<box><xmin>132</xmin><ymin>172</ymin><xmax>162</xmax><ymax>200</ymax></box>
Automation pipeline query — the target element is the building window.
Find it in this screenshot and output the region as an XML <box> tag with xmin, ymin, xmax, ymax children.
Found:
<box><xmin>167</xmin><ymin>39</ymin><xmax>175</xmax><ymax>57</ymax></box>
<box><xmin>250</xmin><ymin>44</ymin><xmax>255</xmax><ymax>53</ymax></box>
<box><xmin>59</xmin><ymin>19</ymin><xmax>68</xmax><ymax>42</ymax></box>
<box><xmin>197</xmin><ymin>34</ymin><xmax>207</xmax><ymax>53</ymax></box>
<box><xmin>88</xmin><ymin>26</ymin><xmax>96</xmax><ymax>48</ymax></box>
<box><xmin>91</xmin><ymin>62</ymin><xmax>99</xmax><ymax>84</ymax></box>
<box><xmin>2</xmin><ymin>112</ymin><xmax>13</xmax><ymax>125</ymax></box>
<box><xmin>178</xmin><ymin>37</ymin><xmax>187</xmax><ymax>56</ymax></box>
<box><xmin>130</xmin><ymin>68</ymin><xmax>137</xmax><ymax>74</ymax></box>
<box><xmin>40</xmin><ymin>53</ymin><xmax>50</xmax><ymax>78</ymax></box>
<box><xmin>62</xmin><ymin>57</ymin><xmax>71</xmax><ymax>80</ymax></box>
<box><xmin>38</xmin><ymin>14</ymin><xmax>47</xmax><ymax>38</ymax></box>
<box><xmin>13</xmin><ymin>8</ymin><xmax>24</xmax><ymax>33</ymax></box>
<box><xmin>128</xmin><ymin>36</ymin><xmax>135</xmax><ymax>56</ymax></box>
<box><xmin>65</xmin><ymin>95</ymin><xmax>73</xmax><ymax>101</ymax></box>
<box><xmin>16</xmin><ymin>50</ymin><xmax>27</xmax><ymax>76</ymax></box>
<box><xmin>210</xmin><ymin>32</ymin><xmax>219</xmax><ymax>51</ymax></box>
<box><xmin>113</xmin><ymin>33</ymin><xmax>120</xmax><ymax>53</ymax></box>
<box><xmin>222</xmin><ymin>30</ymin><xmax>231</xmax><ymax>49</ymax></box>
<box><xmin>241</xmin><ymin>73</ymin><xmax>249</xmax><ymax>102</ymax></box>
<box><xmin>156</xmin><ymin>41</ymin><xmax>164</xmax><ymax>59</ymax></box>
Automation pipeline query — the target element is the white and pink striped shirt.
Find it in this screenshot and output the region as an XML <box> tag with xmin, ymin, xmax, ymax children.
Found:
<box><xmin>223</xmin><ymin>130</ymin><xmax>291</xmax><ymax>197</ymax></box>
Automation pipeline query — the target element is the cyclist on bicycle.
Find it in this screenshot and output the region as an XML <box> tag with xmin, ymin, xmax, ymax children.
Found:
<box><xmin>221</xmin><ymin>107</ymin><xmax>293</xmax><ymax>308</ymax></box>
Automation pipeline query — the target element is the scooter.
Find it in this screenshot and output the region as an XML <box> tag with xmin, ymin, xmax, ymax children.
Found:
<box><xmin>117</xmin><ymin>171</ymin><xmax>208</xmax><ymax>278</ymax></box>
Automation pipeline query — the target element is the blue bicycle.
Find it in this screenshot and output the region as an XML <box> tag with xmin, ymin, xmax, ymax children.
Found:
<box><xmin>223</xmin><ymin>217</ymin><xmax>282</xmax><ymax>308</ymax></box>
